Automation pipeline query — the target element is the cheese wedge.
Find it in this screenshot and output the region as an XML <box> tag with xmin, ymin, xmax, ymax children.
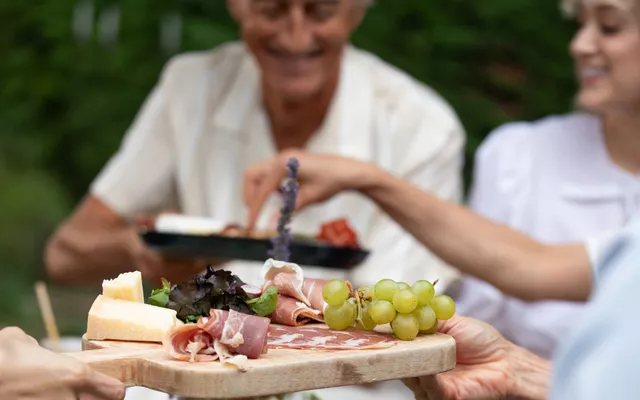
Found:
<box><xmin>87</xmin><ymin>295</ymin><xmax>180</xmax><ymax>342</ymax></box>
<box><xmin>101</xmin><ymin>271</ymin><xmax>144</xmax><ymax>303</ymax></box>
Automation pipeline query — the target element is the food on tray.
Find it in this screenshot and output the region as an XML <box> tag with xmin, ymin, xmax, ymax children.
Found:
<box><xmin>320</xmin><ymin>278</ymin><xmax>456</xmax><ymax>341</ymax></box>
<box><xmin>87</xmin><ymin>270</ymin><xmax>182</xmax><ymax>342</ymax></box>
<box><xmin>85</xmin><ymin>157</ymin><xmax>444</xmax><ymax>374</ymax></box>
<box><xmin>316</xmin><ymin>218</ymin><xmax>360</xmax><ymax>248</ymax></box>
<box><xmin>101</xmin><ymin>270</ymin><xmax>145</xmax><ymax>303</ymax></box>
<box><xmin>164</xmin><ymin>309</ymin><xmax>270</xmax><ymax>368</ymax></box>
<box><xmin>268</xmin><ymin>295</ymin><xmax>323</xmax><ymax>326</ymax></box>
<box><xmin>262</xmin><ymin>259</ymin><xmax>338</xmax><ymax>313</ymax></box>
<box><xmin>430</xmin><ymin>294</ymin><xmax>457</xmax><ymax>320</ymax></box>
<box><xmin>220</xmin><ymin>218</ymin><xmax>361</xmax><ymax>249</ymax></box>
<box><xmin>267</xmin><ymin>325</ymin><xmax>396</xmax><ymax>350</ymax></box>
<box><xmin>86</xmin><ymin>295</ymin><xmax>181</xmax><ymax>342</ymax></box>
<box><xmin>154</xmin><ymin>267</ymin><xmax>278</xmax><ymax>323</ymax></box>
<box><xmin>146</xmin><ymin>257</ymin><xmax>453</xmax><ymax>342</ymax></box>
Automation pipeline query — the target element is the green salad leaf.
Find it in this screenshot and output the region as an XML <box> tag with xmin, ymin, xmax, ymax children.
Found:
<box><xmin>184</xmin><ymin>314</ymin><xmax>200</xmax><ymax>323</ymax></box>
<box><xmin>246</xmin><ymin>286</ymin><xmax>278</xmax><ymax>317</ymax></box>
<box><xmin>148</xmin><ymin>278</ymin><xmax>171</xmax><ymax>307</ymax></box>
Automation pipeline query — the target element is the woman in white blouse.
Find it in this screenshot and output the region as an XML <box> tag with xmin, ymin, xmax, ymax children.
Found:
<box><xmin>454</xmin><ymin>0</ymin><xmax>640</xmax><ymax>359</ymax></box>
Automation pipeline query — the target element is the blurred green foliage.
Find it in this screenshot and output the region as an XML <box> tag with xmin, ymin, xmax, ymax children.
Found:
<box><xmin>0</xmin><ymin>0</ymin><xmax>577</xmax><ymax>337</ymax></box>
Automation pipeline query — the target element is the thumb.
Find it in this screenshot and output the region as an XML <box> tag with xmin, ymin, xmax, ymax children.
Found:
<box><xmin>417</xmin><ymin>375</ymin><xmax>448</xmax><ymax>400</ymax></box>
<box><xmin>132</xmin><ymin>214</ymin><xmax>156</xmax><ymax>230</ymax></box>
<box><xmin>293</xmin><ymin>188</ymin><xmax>316</xmax><ymax>212</ymax></box>
<box><xmin>247</xmin><ymin>176</ymin><xmax>282</xmax><ymax>231</ymax></box>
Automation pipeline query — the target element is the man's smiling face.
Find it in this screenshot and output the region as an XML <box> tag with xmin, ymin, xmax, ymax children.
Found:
<box><xmin>230</xmin><ymin>0</ymin><xmax>367</xmax><ymax>101</ymax></box>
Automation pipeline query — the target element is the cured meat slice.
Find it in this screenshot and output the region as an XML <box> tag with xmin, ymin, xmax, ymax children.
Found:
<box><xmin>262</xmin><ymin>260</ymin><xmax>354</xmax><ymax>316</ymax></box>
<box><xmin>270</xmin><ymin>295</ymin><xmax>324</xmax><ymax>326</ymax></box>
<box><xmin>267</xmin><ymin>325</ymin><xmax>397</xmax><ymax>350</ymax></box>
<box><xmin>166</xmin><ymin>309</ymin><xmax>270</xmax><ymax>362</ymax></box>
<box><xmin>163</xmin><ymin>324</ymin><xmax>219</xmax><ymax>362</ymax></box>
<box><xmin>213</xmin><ymin>339</ymin><xmax>249</xmax><ymax>372</ymax></box>
<box><xmin>302</xmin><ymin>278</ymin><xmax>330</xmax><ymax>312</ymax></box>
<box><xmin>199</xmin><ymin>309</ymin><xmax>270</xmax><ymax>359</ymax></box>
<box><xmin>261</xmin><ymin>259</ymin><xmax>352</xmax><ymax>313</ymax></box>
<box><xmin>262</xmin><ymin>259</ymin><xmax>310</xmax><ymax>305</ymax></box>
<box><xmin>197</xmin><ymin>309</ymin><xmax>228</xmax><ymax>339</ymax></box>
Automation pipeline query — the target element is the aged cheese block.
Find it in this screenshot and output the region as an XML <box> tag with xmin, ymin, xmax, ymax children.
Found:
<box><xmin>86</xmin><ymin>295</ymin><xmax>180</xmax><ymax>342</ymax></box>
<box><xmin>101</xmin><ymin>271</ymin><xmax>144</xmax><ymax>303</ymax></box>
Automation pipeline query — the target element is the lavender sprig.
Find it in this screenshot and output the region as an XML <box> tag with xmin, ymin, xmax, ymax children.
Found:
<box><xmin>269</xmin><ymin>157</ymin><xmax>300</xmax><ymax>262</ymax></box>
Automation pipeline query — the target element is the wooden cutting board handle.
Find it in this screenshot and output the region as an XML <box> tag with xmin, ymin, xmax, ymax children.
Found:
<box><xmin>65</xmin><ymin>347</ymin><xmax>156</xmax><ymax>386</ymax></box>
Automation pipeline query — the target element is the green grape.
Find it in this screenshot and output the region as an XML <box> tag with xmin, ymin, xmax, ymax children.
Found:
<box><xmin>369</xmin><ymin>300</ymin><xmax>396</xmax><ymax>325</ymax></box>
<box><xmin>397</xmin><ymin>282</ymin><xmax>410</xmax><ymax>291</ymax></box>
<box><xmin>374</xmin><ymin>279</ymin><xmax>399</xmax><ymax>302</ymax></box>
<box><xmin>430</xmin><ymin>295</ymin><xmax>456</xmax><ymax>320</ymax></box>
<box><xmin>356</xmin><ymin>301</ymin><xmax>377</xmax><ymax>331</ymax></box>
<box><xmin>411</xmin><ymin>280</ymin><xmax>435</xmax><ymax>306</ymax></box>
<box><xmin>357</xmin><ymin>286</ymin><xmax>375</xmax><ymax>301</ymax></box>
<box><xmin>391</xmin><ymin>313</ymin><xmax>419</xmax><ymax>341</ymax></box>
<box><xmin>413</xmin><ymin>306</ymin><xmax>437</xmax><ymax>331</ymax></box>
<box><xmin>392</xmin><ymin>289</ymin><xmax>418</xmax><ymax>313</ymax></box>
<box><xmin>423</xmin><ymin>321</ymin><xmax>439</xmax><ymax>334</ymax></box>
<box><xmin>322</xmin><ymin>280</ymin><xmax>351</xmax><ymax>306</ymax></box>
<box><xmin>324</xmin><ymin>301</ymin><xmax>357</xmax><ymax>330</ymax></box>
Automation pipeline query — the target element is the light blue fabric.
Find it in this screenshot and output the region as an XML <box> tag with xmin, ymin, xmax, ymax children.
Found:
<box><xmin>550</xmin><ymin>216</ymin><xmax>640</xmax><ymax>399</ymax></box>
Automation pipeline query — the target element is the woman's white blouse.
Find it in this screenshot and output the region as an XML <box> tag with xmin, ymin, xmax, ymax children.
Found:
<box><xmin>455</xmin><ymin>112</ymin><xmax>640</xmax><ymax>359</ymax></box>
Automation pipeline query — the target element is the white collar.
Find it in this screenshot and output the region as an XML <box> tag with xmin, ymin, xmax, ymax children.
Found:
<box><xmin>209</xmin><ymin>45</ymin><xmax>376</xmax><ymax>158</ymax></box>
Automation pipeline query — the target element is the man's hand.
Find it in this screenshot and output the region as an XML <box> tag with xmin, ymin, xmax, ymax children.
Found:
<box><xmin>402</xmin><ymin>316</ymin><xmax>550</xmax><ymax>400</ymax></box>
<box><xmin>130</xmin><ymin>212</ymin><xmax>212</xmax><ymax>285</ymax></box>
<box><xmin>0</xmin><ymin>327</ymin><xmax>125</xmax><ymax>400</ymax></box>
<box><xmin>243</xmin><ymin>149</ymin><xmax>376</xmax><ymax>229</ymax></box>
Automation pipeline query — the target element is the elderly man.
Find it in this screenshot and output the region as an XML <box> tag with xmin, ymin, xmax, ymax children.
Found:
<box><xmin>45</xmin><ymin>0</ymin><xmax>464</xmax><ymax>398</ymax></box>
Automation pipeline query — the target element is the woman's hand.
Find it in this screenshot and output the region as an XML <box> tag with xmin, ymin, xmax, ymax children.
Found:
<box><xmin>243</xmin><ymin>149</ymin><xmax>377</xmax><ymax>229</ymax></box>
<box><xmin>403</xmin><ymin>316</ymin><xmax>550</xmax><ymax>400</ymax></box>
<box><xmin>0</xmin><ymin>327</ymin><xmax>125</xmax><ymax>400</ymax></box>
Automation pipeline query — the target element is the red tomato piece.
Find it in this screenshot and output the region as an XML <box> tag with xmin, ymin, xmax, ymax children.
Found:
<box><xmin>316</xmin><ymin>218</ymin><xmax>359</xmax><ymax>248</ymax></box>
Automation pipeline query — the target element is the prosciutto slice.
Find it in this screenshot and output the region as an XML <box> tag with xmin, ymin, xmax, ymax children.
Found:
<box><xmin>163</xmin><ymin>324</ymin><xmax>219</xmax><ymax>362</ymax></box>
<box><xmin>164</xmin><ymin>309</ymin><xmax>270</xmax><ymax>362</ymax></box>
<box><xmin>213</xmin><ymin>339</ymin><xmax>249</xmax><ymax>371</ymax></box>
<box><xmin>301</xmin><ymin>278</ymin><xmax>331</xmax><ymax>312</ymax></box>
<box><xmin>268</xmin><ymin>325</ymin><xmax>397</xmax><ymax>350</ymax></box>
<box><xmin>270</xmin><ymin>295</ymin><xmax>324</xmax><ymax>326</ymax></box>
<box><xmin>261</xmin><ymin>259</ymin><xmax>353</xmax><ymax>313</ymax></box>
<box><xmin>262</xmin><ymin>259</ymin><xmax>310</xmax><ymax>305</ymax></box>
<box><xmin>199</xmin><ymin>309</ymin><xmax>270</xmax><ymax>359</ymax></box>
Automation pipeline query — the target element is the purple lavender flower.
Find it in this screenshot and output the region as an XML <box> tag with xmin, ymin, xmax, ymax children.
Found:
<box><xmin>269</xmin><ymin>157</ymin><xmax>300</xmax><ymax>261</ymax></box>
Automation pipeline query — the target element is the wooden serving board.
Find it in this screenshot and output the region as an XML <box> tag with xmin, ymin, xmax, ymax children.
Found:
<box><xmin>69</xmin><ymin>329</ymin><xmax>456</xmax><ymax>399</ymax></box>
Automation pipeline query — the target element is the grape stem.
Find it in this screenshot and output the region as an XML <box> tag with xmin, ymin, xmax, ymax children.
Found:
<box><xmin>354</xmin><ymin>288</ymin><xmax>363</xmax><ymax>322</ymax></box>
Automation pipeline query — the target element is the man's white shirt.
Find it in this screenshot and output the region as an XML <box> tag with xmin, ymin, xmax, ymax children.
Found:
<box><xmin>91</xmin><ymin>41</ymin><xmax>466</xmax><ymax>291</ymax></box>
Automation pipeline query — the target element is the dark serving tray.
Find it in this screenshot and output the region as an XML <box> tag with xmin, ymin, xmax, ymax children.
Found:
<box><xmin>140</xmin><ymin>231</ymin><xmax>370</xmax><ymax>270</ymax></box>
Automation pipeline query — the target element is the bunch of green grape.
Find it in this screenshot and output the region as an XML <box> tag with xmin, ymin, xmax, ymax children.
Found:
<box><xmin>321</xmin><ymin>278</ymin><xmax>456</xmax><ymax>341</ymax></box>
